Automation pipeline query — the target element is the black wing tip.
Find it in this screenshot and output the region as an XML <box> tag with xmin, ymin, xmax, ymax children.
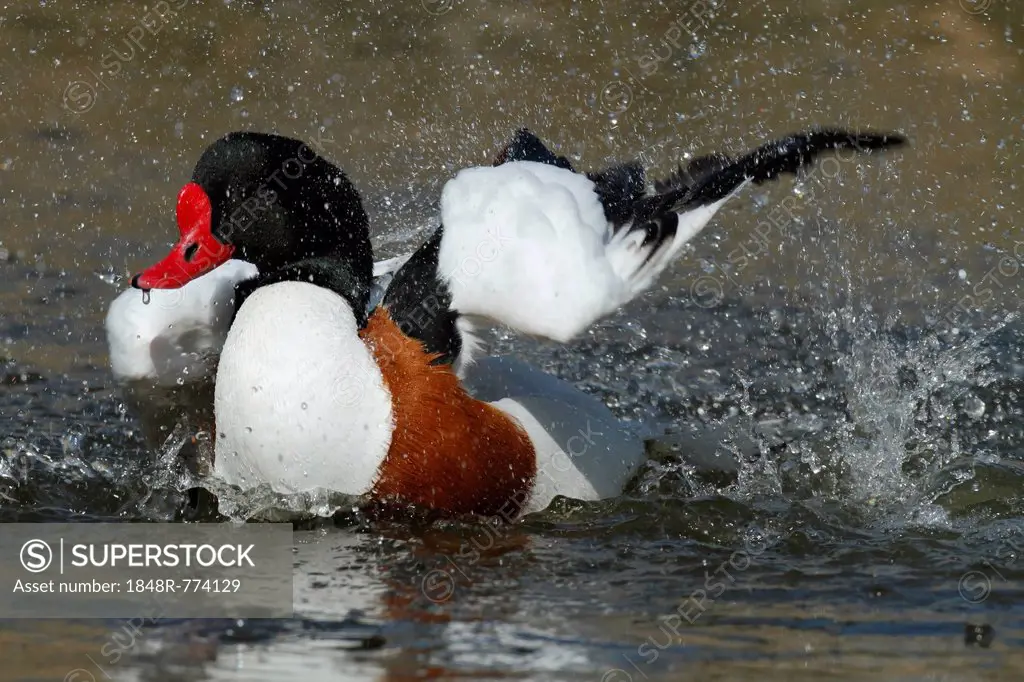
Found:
<box><xmin>650</xmin><ymin>126</ymin><xmax>907</xmax><ymax>203</ymax></box>
<box><xmin>653</xmin><ymin>153</ymin><xmax>733</xmax><ymax>195</ymax></box>
<box><xmin>492</xmin><ymin>128</ymin><xmax>575</xmax><ymax>171</ymax></box>
<box><xmin>507</xmin><ymin>127</ymin><xmax>540</xmax><ymax>150</ymax></box>
<box><xmin>746</xmin><ymin>128</ymin><xmax>907</xmax><ymax>185</ymax></box>
<box><xmin>801</xmin><ymin>127</ymin><xmax>908</xmax><ymax>151</ymax></box>
<box><xmin>492</xmin><ymin>128</ymin><xmax>532</xmax><ymax>165</ymax></box>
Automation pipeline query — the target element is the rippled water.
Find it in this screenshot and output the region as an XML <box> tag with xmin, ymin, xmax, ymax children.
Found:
<box><xmin>2</xmin><ymin>0</ymin><xmax>1023</xmax><ymax>679</ymax></box>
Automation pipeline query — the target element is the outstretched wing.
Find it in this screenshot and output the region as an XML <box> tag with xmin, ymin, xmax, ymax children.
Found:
<box><xmin>383</xmin><ymin>128</ymin><xmax>906</xmax><ymax>372</ymax></box>
<box><xmin>381</xmin><ymin>129</ymin><xmax>580</xmax><ymax>366</ymax></box>
<box><xmin>437</xmin><ymin>129</ymin><xmax>905</xmax><ymax>348</ymax></box>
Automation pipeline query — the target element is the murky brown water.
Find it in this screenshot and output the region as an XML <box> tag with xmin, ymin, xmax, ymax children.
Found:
<box><xmin>2</xmin><ymin>0</ymin><xmax>1023</xmax><ymax>679</ymax></box>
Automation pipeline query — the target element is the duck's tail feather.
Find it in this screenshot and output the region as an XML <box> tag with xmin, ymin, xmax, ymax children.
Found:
<box><xmin>607</xmin><ymin>128</ymin><xmax>906</xmax><ymax>293</ymax></box>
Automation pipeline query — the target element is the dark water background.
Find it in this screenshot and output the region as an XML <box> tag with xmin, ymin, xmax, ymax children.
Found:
<box><xmin>1</xmin><ymin>0</ymin><xmax>1022</xmax><ymax>679</ymax></box>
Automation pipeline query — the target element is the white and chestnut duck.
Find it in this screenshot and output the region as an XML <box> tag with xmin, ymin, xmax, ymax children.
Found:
<box><xmin>107</xmin><ymin>127</ymin><xmax>904</xmax><ymax>519</ymax></box>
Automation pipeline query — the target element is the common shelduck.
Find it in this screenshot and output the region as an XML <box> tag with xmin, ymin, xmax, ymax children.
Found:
<box><xmin>108</xmin><ymin>128</ymin><xmax>904</xmax><ymax>519</ymax></box>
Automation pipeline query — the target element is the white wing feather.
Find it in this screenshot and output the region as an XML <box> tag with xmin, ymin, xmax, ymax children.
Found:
<box><xmin>437</xmin><ymin>161</ymin><xmax>735</xmax><ymax>343</ymax></box>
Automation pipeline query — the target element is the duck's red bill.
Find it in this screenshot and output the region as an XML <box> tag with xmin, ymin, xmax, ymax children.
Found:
<box><xmin>131</xmin><ymin>182</ymin><xmax>235</xmax><ymax>290</ymax></box>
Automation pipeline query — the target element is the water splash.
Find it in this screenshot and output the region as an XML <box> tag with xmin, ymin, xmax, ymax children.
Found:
<box><xmin>115</xmin><ymin>421</ymin><xmax>198</xmax><ymax>519</ymax></box>
<box><xmin>824</xmin><ymin>307</ymin><xmax>1009</xmax><ymax>525</ymax></box>
<box><xmin>195</xmin><ymin>476</ymin><xmax>359</xmax><ymax>522</ymax></box>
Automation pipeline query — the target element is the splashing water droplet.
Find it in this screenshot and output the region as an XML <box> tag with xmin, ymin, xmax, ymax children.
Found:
<box><xmin>964</xmin><ymin>395</ymin><xmax>986</xmax><ymax>419</ymax></box>
<box><xmin>61</xmin><ymin>426</ymin><xmax>86</xmax><ymax>457</ymax></box>
<box><xmin>230</xmin><ymin>86</ymin><xmax>245</xmax><ymax>103</ymax></box>
<box><xmin>142</xmin><ymin>290</ymin><xmax>151</xmax><ymax>305</ymax></box>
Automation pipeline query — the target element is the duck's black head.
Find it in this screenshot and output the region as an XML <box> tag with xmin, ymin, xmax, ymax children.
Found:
<box><xmin>131</xmin><ymin>132</ymin><xmax>373</xmax><ymax>312</ymax></box>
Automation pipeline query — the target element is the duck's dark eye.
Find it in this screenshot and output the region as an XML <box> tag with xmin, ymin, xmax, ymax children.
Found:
<box><xmin>183</xmin><ymin>243</ymin><xmax>199</xmax><ymax>262</ymax></box>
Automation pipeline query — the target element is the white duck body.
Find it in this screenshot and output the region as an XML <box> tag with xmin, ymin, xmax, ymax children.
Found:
<box><xmin>210</xmin><ymin>280</ymin><xmax>646</xmax><ymax>516</ymax></box>
<box><xmin>104</xmin><ymin>256</ymin><xmax>406</xmax><ymax>468</ymax></box>
<box><xmin>212</xmin><ymin>281</ymin><xmax>393</xmax><ymax>496</ymax></box>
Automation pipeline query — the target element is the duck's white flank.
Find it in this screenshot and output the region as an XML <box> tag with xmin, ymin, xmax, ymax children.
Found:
<box><xmin>105</xmin><ymin>259</ymin><xmax>258</xmax><ymax>385</ymax></box>
<box><xmin>213</xmin><ymin>281</ymin><xmax>394</xmax><ymax>495</ymax></box>
<box><xmin>437</xmin><ymin>160</ymin><xmax>736</xmax><ymax>345</ymax></box>
<box><xmin>460</xmin><ymin>356</ymin><xmax>647</xmax><ymax>515</ymax></box>
<box><xmin>372</xmin><ymin>254</ymin><xmax>413</xmax><ymax>278</ymax></box>
<box><xmin>495</xmin><ymin>397</ymin><xmax>644</xmax><ymax>515</ymax></box>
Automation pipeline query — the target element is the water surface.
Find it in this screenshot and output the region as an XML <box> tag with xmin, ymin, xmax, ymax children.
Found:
<box><xmin>1</xmin><ymin>0</ymin><xmax>1023</xmax><ymax>679</ymax></box>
